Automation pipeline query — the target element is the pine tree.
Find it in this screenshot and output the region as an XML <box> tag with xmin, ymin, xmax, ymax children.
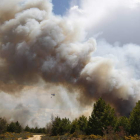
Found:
<box><xmin>51</xmin><ymin>116</ymin><xmax>61</xmax><ymax>136</ymax></box>
<box><xmin>0</xmin><ymin>118</ymin><xmax>7</xmax><ymax>134</ymax></box>
<box><xmin>115</xmin><ymin>116</ymin><xmax>129</xmax><ymax>133</ymax></box>
<box><xmin>7</xmin><ymin>121</ymin><xmax>22</xmax><ymax>133</ymax></box>
<box><xmin>7</xmin><ymin>122</ymin><xmax>17</xmax><ymax>133</ymax></box>
<box><xmin>25</xmin><ymin>125</ymin><xmax>30</xmax><ymax>132</ymax></box>
<box><xmin>87</xmin><ymin>98</ymin><xmax>116</xmax><ymax>135</ymax></box>
<box><xmin>129</xmin><ymin>100</ymin><xmax>140</xmax><ymax>135</ymax></box>
<box><xmin>70</xmin><ymin>119</ymin><xmax>79</xmax><ymax>134</ymax></box>
<box><xmin>58</xmin><ymin>118</ymin><xmax>71</xmax><ymax>135</ymax></box>
<box><xmin>15</xmin><ymin>121</ymin><xmax>22</xmax><ymax>133</ymax></box>
<box><xmin>77</xmin><ymin>115</ymin><xmax>87</xmax><ymax>134</ymax></box>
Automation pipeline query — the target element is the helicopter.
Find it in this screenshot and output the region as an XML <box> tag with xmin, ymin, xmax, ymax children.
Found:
<box><xmin>51</xmin><ymin>94</ymin><xmax>55</xmax><ymax>98</ymax></box>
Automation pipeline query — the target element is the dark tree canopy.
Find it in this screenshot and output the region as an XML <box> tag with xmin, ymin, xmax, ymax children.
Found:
<box><xmin>87</xmin><ymin>98</ymin><xmax>116</xmax><ymax>135</ymax></box>
<box><xmin>0</xmin><ymin>118</ymin><xmax>7</xmax><ymax>134</ymax></box>
<box><xmin>77</xmin><ymin>115</ymin><xmax>87</xmax><ymax>134</ymax></box>
<box><xmin>70</xmin><ymin>119</ymin><xmax>79</xmax><ymax>134</ymax></box>
<box><xmin>115</xmin><ymin>116</ymin><xmax>129</xmax><ymax>133</ymax></box>
<box><xmin>129</xmin><ymin>100</ymin><xmax>140</xmax><ymax>135</ymax></box>
<box><xmin>51</xmin><ymin>117</ymin><xmax>71</xmax><ymax>136</ymax></box>
<box><xmin>7</xmin><ymin>121</ymin><xmax>22</xmax><ymax>133</ymax></box>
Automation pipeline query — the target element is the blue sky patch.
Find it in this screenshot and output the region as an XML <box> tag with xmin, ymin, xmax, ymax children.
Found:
<box><xmin>52</xmin><ymin>0</ymin><xmax>71</xmax><ymax>15</ymax></box>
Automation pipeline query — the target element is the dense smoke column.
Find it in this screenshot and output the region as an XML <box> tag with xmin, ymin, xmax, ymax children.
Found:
<box><xmin>0</xmin><ymin>0</ymin><xmax>137</xmax><ymax>116</ymax></box>
<box><xmin>77</xmin><ymin>61</ymin><xmax>136</xmax><ymax>116</ymax></box>
<box><xmin>0</xmin><ymin>0</ymin><xmax>95</xmax><ymax>92</ymax></box>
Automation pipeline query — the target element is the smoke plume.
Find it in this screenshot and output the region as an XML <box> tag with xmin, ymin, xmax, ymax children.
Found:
<box><xmin>0</xmin><ymin>0</ymin><xmax>139</xmax><ymax>125</ymax></box>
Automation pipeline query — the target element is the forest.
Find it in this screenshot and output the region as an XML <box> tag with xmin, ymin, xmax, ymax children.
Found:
<box><xmin>1</xmin><ymin>98</ymin><xmax>140</xmax><ymax>140</ymax></box>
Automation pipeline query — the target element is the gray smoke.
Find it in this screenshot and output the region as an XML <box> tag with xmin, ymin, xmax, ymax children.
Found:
<box><xmin>0</xmin><ymin>0</ymin><xmax>139</xmax><ymax>126</ymax></box>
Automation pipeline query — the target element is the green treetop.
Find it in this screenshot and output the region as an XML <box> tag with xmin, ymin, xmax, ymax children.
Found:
<box><xmin>129</xmin><ymin>100</ymin><xmax>140</xmax><ymax>135</ymax></box>
<box><xmin>87</xmin><ymin>98</ymin><xmax>116</xmax><ymax>135</ymax></box>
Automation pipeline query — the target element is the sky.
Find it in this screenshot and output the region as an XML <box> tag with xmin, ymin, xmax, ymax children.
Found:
<box><xmin>52</xmin><ymin>0</ymin><xmax>70</xmax><ymax>15</ymax></box>
<box><xmin>53</xmin><ymin>0</ymin><xmax>140</xmax><ymax>44</ymax></box>
<box><xmin>0</xmin><ymin>0</ymin><xmax>140</xmax><ymax>127</ymax></box>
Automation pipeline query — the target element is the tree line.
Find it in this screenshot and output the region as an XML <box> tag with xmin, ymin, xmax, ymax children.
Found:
<box><xmin>0</xmin><ymin>119</ymin><xmax>46</xmax><ymax>134</ymax></box>
<box><xmin>46</xmin><ymin>98</ymin><xmax>140</xmax><ymax>136</ymax></box>
<box><xmin>0</xmin><ymin>98</ymin><xmax>140</xmax><ymax>136</ymax></box>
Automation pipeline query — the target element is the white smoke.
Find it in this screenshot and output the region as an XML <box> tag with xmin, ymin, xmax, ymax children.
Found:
<box><xmin>0</xmin><ymin>0</ymin><xmax>140</xmax><ymax>127</ymax></box>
